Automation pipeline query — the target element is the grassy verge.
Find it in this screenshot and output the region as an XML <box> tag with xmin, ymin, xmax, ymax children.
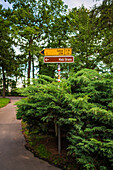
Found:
<box><xmin>21</xmin><ymin>121</ymin><xmax>77</xmax><ymax>170</ymax></box>
<box><xmin>0</xmin><ymin>98</ymin><xmax>10</xmax><ymax>108</ymax></box>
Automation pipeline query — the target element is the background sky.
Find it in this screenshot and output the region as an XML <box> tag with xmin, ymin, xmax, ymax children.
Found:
<box><xmin>64</xmin><ymin>0</ymin><xmax>103</xmax><ymax>9</ymax></box>
<box><xmin>0</xmin><ymin>0</ymin><xmax>103</xmax><ymax>9</ymax></box>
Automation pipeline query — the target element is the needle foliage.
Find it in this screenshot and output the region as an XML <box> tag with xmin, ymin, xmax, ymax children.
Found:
<box><xmin>16</xmin><ymin>69</ymin><xmax>113</xmax><ymax>169</ymax></box>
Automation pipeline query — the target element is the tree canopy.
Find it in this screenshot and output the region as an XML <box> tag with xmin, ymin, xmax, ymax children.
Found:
<box><xmin>0</xmin><ymin>0</ymin><xmax>113</xmax><ymax>92</ymax></box>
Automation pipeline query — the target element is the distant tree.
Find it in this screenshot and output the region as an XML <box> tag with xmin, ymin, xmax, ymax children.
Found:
<box><xmin>38</xmin><ymin>13</ymin><xmax>70</xmax><ymax>78</ymax></box>
<box><xmin>91</xmin><ymin>0</ymin><xmax>113</xmax><ymax>72</ymax></box>
<box><xmin>38</xmin><ymin>2</ymin><xmax>69</xmax><ymax>78</ymax></box>
<box><xmin>0</xmin><ymin>5</ymin><xmax>14</xmax><ymax>97</ymax></box>
<box><xmin>67</xmin><ymin>1</ymin><xmax>113</xmax><ymax>73</ymax></box>
<box><xmin>67</xmin><ymin>6</ymin><xmax>101</xmax><ymax>72</ymax></box>
<box><xmin>4</xmin><ymin>0</ymin><xmax>68</xmax><ymax>80</ymax></box>
<box><xmin>0</xmin><ymin>5</ymin><xmax>23</xmax><ymax>97</ymax></box>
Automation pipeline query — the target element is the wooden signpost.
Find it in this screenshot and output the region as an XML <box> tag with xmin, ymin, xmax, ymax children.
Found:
<box><xmin>40</xmin><ymin>48</ymin><xmax>74</xmax><ymax>154</ymax></box>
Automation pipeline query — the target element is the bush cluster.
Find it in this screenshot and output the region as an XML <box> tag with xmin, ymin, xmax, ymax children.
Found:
<box><xmin>16</xmin><ymin>69</ymin><xmax>113</xmax><ymax>169</ymax></box>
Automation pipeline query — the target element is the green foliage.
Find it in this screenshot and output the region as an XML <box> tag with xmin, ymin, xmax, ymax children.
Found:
<box><xmin>35</xmin><ymin>144</ymin><xmax>51</xmax><ymax>159</ymax></box>
<box><xmin>68</xmin><ymin>69</ymin><xmax>113</xmax><ymax>109</ymax></box>
<box><xmin>67</xmin><ymin>6</ymin><xmax>100</xmax><ymax>72</ymax></box>
<box><xmin>66</xmin><ymin>1</ymin><xmax>113</xmax><ymax>73</ymax></box>
<box><xmin>6</xmin><ymin>0</ymin><xmax>68</xmax><ymax>79</ymax></box>
<box><xmin>0</xmin><ymin>5</ymin><xmax>24</xmax><ymax>97</ymax></box>
<box><xmin>16</xmin><ymin>69</ymin><xmax>113</xmax><ymax>169</ymax></box>
<box><xmin>16</xmin><ymin>76</ymin><xmax>74</xmax><ymax>132</ymax></box>
<box><xmin>2</xmin><ymin>0</ymin><xmax>112</xmax><ymax>168</ymax></box>
<box><xmin>67</xmin><ymin>69</ymin><xmax>113</xmax><ymax>169</ymax></box>
<box><xmin>1</xmin><ymin>0</ymin><xmax>113</xmax><ymax>95</ymax></box>
<box><xmin>91</xmin><ymin>0</ymin><xmax>113</xmax><ymax>72</ymax></box>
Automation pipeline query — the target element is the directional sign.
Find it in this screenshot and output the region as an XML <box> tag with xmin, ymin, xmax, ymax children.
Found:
<box><xmin>44</xmin><ymin>56</ymin><xmax>74</xmax><ymax>63</ymax></box>
<box><xmin>40</xmin><ymin>48</ymin><xmax>72</xmax><ymax>56</ymax></box>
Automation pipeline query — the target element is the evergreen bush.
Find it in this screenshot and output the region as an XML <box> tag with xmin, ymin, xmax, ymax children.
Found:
<box><xmin>16</xmin><ymin>69</ymin><xmax>113</xmax><ymax>169</ymax></box>
<box><xmin>67</xmin><ymin>69</ymin><xmax>113</xmax><ymax>169</ymax></box>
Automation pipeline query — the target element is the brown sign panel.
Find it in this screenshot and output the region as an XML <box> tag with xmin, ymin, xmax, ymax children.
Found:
<box><xmin>44</xmin><ymin>56</ymin><xmax>74</xmax><ymax>63</ymax></box>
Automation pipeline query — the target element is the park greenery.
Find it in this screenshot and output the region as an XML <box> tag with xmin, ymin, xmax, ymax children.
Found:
<box><xmin>0</xmin><ymin>98</ymin><xmax>10</xmax><ymax>108</ymax></box>
<box><xmin>16</xmin><ymin>70</ymin><xmax>113</xmax><ymax>169</ymax></box>
<box><xmin>0</xmin><ymin>0</ymin><xmax>113</xmax><ymax>169</ymax></box>
<box><xmin>0</xmin><ymin>0</ymin><xmax>113</xmax><ymax>96</ymax></box>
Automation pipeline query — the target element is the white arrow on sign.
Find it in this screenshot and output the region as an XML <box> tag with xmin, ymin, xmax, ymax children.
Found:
<box><xmin>45</xmin><ymin>58</ymin><xmax>49</xmax><ymax>62</ymax></box>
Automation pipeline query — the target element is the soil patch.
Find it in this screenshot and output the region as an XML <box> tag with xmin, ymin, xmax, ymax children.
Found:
<box><xmin>22</xmin><ymin>122</ymin><xmax>78</xmax><ymax>170</ymax></box>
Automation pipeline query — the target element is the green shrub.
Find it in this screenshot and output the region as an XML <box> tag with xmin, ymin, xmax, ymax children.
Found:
<box><xmin>67</xmin><ymin>69</ymin><xmax>113</xmax><ymax>169</ymax></box>
<box><xmin>16</xmin><ymin>70</ymin><xmax>113</xmax><ymax>169</ymax></box>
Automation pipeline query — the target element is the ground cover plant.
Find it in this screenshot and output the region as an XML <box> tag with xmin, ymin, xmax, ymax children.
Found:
<box><xmin>16</xmin><ymin>69</ymin><xmax>113</xmax><ymax>169</ymax></box>
<box><xmin>0</xmin><ymin>98</ymin><xmax>10</xmax><ymax>108</ymax></box>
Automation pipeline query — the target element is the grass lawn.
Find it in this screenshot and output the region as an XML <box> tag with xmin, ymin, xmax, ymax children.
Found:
<box><xmin>0</xmin><ymin>98</ymin><xmax>10</xmax><ymax>108</ymax></box>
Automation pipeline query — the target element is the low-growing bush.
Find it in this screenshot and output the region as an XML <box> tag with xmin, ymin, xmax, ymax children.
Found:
<box><xmin>16</xmin><ymin>70</ymin><xmax>113</xmax><ymax>169</ymax></box>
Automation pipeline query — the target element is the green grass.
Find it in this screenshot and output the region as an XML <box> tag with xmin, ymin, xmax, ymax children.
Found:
<box><xmin>0</xmin><ymin>98</ymin><xmax>10</xmax><ymax>108</ymax></box>
<box><xmin>35</xmin><ymin>144</ymin><xmax>51</xmax><ymax>159</ymax></box>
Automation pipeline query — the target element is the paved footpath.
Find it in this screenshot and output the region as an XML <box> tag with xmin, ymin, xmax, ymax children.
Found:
<box><xmin>0</xmin><ymin>97</ymin><xmax>61</xmax><ymax>170</ymax></box>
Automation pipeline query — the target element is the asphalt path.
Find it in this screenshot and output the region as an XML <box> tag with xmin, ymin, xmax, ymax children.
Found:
<box><xmin>0</xmin><ymin>97</ymin><xmax>61</xmax><ymax>170</ymax></box>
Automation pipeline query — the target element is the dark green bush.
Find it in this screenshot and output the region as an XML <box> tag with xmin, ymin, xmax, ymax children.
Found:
<box><xmin>67</xmin><ymin>69</ymin><xmax>113</xmax><ymax>169</ymax></box>
<box><xmin>16</xmin><ymin>70</ymin><xmax>113</xmax><ymax>169</ymax></box>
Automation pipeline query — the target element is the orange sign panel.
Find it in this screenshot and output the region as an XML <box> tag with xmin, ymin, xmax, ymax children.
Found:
<box><xmin>40</xmin><ymin>48</ymin><xmax>72</xmax><ymax>56</ymax></box>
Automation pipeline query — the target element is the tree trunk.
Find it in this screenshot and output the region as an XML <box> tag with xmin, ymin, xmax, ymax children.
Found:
<box><xmin>28</xmin><ymin>51</ymin><xmax>31</xmax><ymax>85</ymax></box>
<box><xmin>28</xmin><ymin>39</ymin><xmax>33</xmax><ymax>85</ymax></box>
<box><xmin>2</xmin><ymin>65</ymin><xmax>6</xmax><ymax>98</ymax></box>
<box><xmin>32</xmin><ymin>56</ymin><xmax>35</xmax><ymax>78</ymax></box>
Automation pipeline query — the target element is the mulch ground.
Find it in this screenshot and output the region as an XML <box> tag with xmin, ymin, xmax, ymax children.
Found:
<box><xmin>22</xmin><ymin>123</ymin><xmax>78</xmax><ymax>170</ymax></box>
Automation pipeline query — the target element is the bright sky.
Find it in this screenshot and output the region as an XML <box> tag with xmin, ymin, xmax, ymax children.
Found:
<box><xmin>63</xmin><ymin>0</ymin><xmax>103</xmax><ymax>9</ymax></box>
<box><xmin>0</xmin><ymin>0</ymin><xmax>103</xmax><ymax>9</ymax></box>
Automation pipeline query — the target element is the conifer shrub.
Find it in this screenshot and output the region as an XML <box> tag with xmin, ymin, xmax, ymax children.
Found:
<box><xmin>16</xmin><ymin>75</ymin><xmax>73</xmax><ymax>134</ymax></box>
<box><xmin>67</xmin><ymin>69</ymin><xmax>113</xmax><ymax>169</ymax></box>
<box><xmin>16</xmin><ymin>70</ymin><xmax>113</xmax><ymax>169</ymax></box>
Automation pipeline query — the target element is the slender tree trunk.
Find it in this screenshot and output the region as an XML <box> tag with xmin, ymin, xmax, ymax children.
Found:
<box><xmin>28</xmin><ymin>39</ymin><xmax>33</xmax><ymax>85</ymax></box>
<box><xmin>2</xmin><ymin>65</ymin><xmax>6</xmax><ymax>98</ymax></box>
<box><xmin>28</xmin><ymin>51</ymin><xmax>31</xmax><ymax>85</ymax></box>
<box><xmin>32</xmin><ymin>56</ymin><xmax>35</xmax><ymax>78</ymax></box>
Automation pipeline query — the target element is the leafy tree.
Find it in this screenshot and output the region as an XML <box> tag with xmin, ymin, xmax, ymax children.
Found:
<box><xmin>36</xmin><ymin>0</ymin><xmax>69</xmax><ymax>77</ymax></box>
<box><xmin>0</xmin><ymin>5</ymin><xmax>17</xmax><ymax>97</ymax></box>
<box><xmin>4</xmin><ymin>0</ymin><xmax>68</xmax><ymax>80</ymax></box>
<box><xmin>67</xmin><ymin>6</ymin><xmax>101</xmax><ymax>72</ymax></box>
<box><xmin>89</xmin><ymin>0</ymin><xmax>113</xmax><ymax>73</ymax></box>
<box><xmin>46</xmin><ymin>14</ymin><xmax>71</xmax><ymax>78</ymax></box>
<box><xmin>66</xmin><ymin>1</ymin><xmax>113</xmax><ymax>73</ymax></box>
<box><xmin>0</xmin><ymin>5</ymin><xmax>25</xmax><ymax>96</ymax></box>
<box><xmin>8</xmin><ymin>0</ymin><xmax>40</xmax><ymax>84</ymax></box>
